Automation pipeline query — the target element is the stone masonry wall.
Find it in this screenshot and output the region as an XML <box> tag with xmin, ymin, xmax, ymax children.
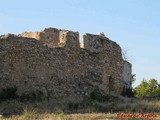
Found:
<box><xmin>0</xmin><ymin>27</ymin><xmax>132</xmax><ymax>101</ymax></box>
<box><xmin>81</xmin><ymin>33</ymin><xmax>126</xmax><ymax>94</ymax></box>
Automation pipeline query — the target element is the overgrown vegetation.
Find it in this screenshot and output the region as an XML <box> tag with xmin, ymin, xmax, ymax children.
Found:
<box><xmin>0</xmin><ymin>98</ymin><xmax>160</xmax><ymax>120</ymax></box>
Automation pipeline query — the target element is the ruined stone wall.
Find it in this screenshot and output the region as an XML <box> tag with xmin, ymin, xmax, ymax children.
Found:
<box><xmin>20</xmin><ymin>28</ymin><xmax>80</xmax><ymax>50</ymax></box>
<box><xmin>0</xmin><ymin>27</ymin><xmax>132</xmax><ymax>101</ymax></box>
<box><xmin>81</xmin><ymin>33</ymin><xmax>125</xmax><ymax>94</ymax></box>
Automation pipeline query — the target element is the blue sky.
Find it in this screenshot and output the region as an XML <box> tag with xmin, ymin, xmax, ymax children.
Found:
<box><xmin>0</xmin><ymin>0</ymin><xmax>160</xmax><ymax>87</ymax></box>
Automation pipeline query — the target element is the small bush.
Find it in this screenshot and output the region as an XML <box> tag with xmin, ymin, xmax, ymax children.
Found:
<box><xmin>0</xmin><ymin>86</ymin><xmax>17</xmax><ymax>100</ymax></box>
<box><xmin>121</xmin><ymin>87</ymin><xmax>134</xmax><ymax>97</ymax></box>
<box><xmin>68</xmin><ymin>102</ymin><xmax>79</xmax><ymax>110</ymax></box>
<box><xmin>90</xmin><ymin>89</ymin><xmax>107</xmax><ymax>102</ymax></box>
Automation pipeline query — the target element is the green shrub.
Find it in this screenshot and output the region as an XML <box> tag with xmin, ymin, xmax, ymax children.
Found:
<box><xmin>135</xmin><ymin>79</ymin><xmax>160</xmax><ymax>98</ymax></box>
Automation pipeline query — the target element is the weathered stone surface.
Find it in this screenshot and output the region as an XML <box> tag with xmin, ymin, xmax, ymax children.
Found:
<box><xmin>20</xmin><ymin>28</ymin><xmax>80</xmax><ymax>51</ymax></box>
<box><xmin>122</xmin><ymin>61</ymin><xmax>132</xmax><ymax>88</ymax></box>
<box><xmin>0</xmin><ymin>27</ymin><xmax>132</xmax><ymax>101</ymax></box>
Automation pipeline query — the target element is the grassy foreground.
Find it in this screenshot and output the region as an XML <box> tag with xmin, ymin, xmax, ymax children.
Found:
<box><xmin>0</xmin><ymin>112</ymin><xmax>160</xmax><ymax>120</ymax></box>
<box><xmin>0</xmin><ymin>98</ymin><xmax>160</xmax><ymax>120</ymax></box>
<box><xmin>0</xmin><ymin>112</ymin><xmax>116</xmax><ymax>120</ymax></box>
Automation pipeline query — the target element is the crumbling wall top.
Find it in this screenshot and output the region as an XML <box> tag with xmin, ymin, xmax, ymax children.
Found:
<box><xmin>81</xmin><ymin>33</ymin><xmax>114</xmax><ymax>53</ymax></box>
<box><xmin>19</xmin><ymin>27</ymin><xmax>80</xmax><ymax>50</ymax></box>
<box><xmin>1</xmin><ymin>27</ymin><xmax>122</xmax><ymax>55</ymax></box>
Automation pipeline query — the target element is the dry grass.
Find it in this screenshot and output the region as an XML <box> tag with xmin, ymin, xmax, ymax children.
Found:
<box><xmin>0</xmin><ymin>112</ymin><xmax>160</xmax><ymax>120</ymax></box>
<box><xmin>0</xmin><ymin>98</ymin><xmax>160</xmax><ymax>120</ymax></box>
<box><xmin>0</xmin><ymin>112</ymin><xmax>125</xmax><ymax>120</ymax></box>
<box><xmin>115</xmin><ymin>99</ymin><xmax>160</xmax><ymax>113</ymax></box>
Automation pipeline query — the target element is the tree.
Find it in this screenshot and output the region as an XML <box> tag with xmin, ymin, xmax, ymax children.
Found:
<box><xmin>135</xmin><ymin>78</ymin><xmax>160</xmax><ymax>98</ymax></box>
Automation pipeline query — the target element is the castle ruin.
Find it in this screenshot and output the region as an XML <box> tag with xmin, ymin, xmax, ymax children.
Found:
<box><xmin>0</xmin><ymin>27</ymin><xmax>132</xmax><ymax>101</ymax></box>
